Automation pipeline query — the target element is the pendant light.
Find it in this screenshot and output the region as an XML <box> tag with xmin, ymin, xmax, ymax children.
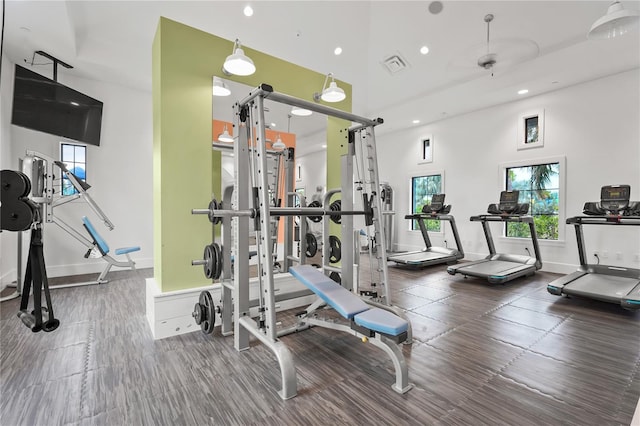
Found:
<box><xmin>212</xmin><ymin>76</ymin><xmax>231</xmax><ymax>96</ymax></box>
<box><xmin>223</xmin><ymin>39</ymin><xmax>256</xmax><ymax>76</ymax></box>
<box><xmin>218</xmin><ymin>124</ymin><xmax>234</xmax><ymax>142</ymax></box>
<box><xmin>588</xmin><ymin>1</ymin><xmax>640</xmax><ymax>39</ymax></box>
<box><xmin>313</xmin><ymin>73</ymin><xmax>346</xmax><ymax>103</ymax></box>
<box><xmin>272</xmin><ymin>134</ymin><xmax>286</xmax><ymax>150</ymax></box>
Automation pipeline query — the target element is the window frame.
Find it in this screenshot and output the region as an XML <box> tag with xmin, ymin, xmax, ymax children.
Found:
<box><xmin>408</xmin><ymin>170</ymin><xmax>445</xmax><ymax>234</ymax></box>
<box><xmin>60</xmin><ymin>142</ymin><xmax>88</xmax><ymax>196</ymax></box>
<box><xmin>499</xmin><ymin>156</ymin><xmax>566</xmax><ymax>244</ymax></box>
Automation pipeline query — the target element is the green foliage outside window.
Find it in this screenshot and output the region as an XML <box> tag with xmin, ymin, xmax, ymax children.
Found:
<box><xmin>506</xmin><ymin>163</ymin><xmax>559</xmax><ymax>240</ymax></box>
<box><xmin>412</xmin><ymin>174</ymin><xmax>442</xmax><ymax>231</ymax></box>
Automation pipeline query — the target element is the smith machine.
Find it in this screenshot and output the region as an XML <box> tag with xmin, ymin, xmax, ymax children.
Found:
<box><xmin>191</xmin><ymin>84</ymin><xmax>412</xmax><ymax>400</ymax></box>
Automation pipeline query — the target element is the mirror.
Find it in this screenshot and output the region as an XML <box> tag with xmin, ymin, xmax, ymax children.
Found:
<box><xmin>212</xmin><ymin>76</ymin><xmax>329</xmax><ymax>196</ymax></box>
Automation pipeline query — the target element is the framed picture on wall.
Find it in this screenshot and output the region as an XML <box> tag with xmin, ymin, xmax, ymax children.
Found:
<box><xmin>517</xmin><ymin>109</ymin><xmax>545</xmax><ymax>150</ymax></box>
<box><xmin>418</xmin><ymin>135</ymin><xmax>433</xmax><ymax>164</ymax></box>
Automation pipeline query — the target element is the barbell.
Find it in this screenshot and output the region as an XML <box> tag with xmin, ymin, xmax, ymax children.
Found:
<box><xmin>193</xmin><ymin>199</ymin><xmax>369</xmax><ymax>222</ymax></box>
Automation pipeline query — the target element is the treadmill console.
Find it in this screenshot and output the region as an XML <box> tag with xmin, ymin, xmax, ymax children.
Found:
<box><xmin>583</xmin><ymin>185</ymin><xmax>638</xmax><ymax>216</ymax></box>
<box><xmin>421</xmin><ymin>194</ymin><xmax>451</xmax><ymax>215</ymax></box>
<box><xmin>487</xmin><ymin>191</ymin><xmax>529</xmax><ymax>215</ymax></box>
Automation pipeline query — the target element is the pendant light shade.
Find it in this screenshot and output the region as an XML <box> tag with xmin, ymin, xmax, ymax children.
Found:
<box><xmin>218</xmin><ymin>124</ymin><xmax>234</xmax><ymax>142</ymax></box>
<box><xmin>291</xmin><ymin>106</ymin><xmax>313</xmax><ymax>116</ymax></box>
<box><xmin>212</xmin><ymin>76</ymin><xmax>231</xmax><ymax>96</ymax></box>
<box><xmin>272</xmin><ymin>135</ymin><xmax>286</xmax><ymax>150</ymax></box>
<box><xmin>313</xmin><ymin>73</ymin><xmax>346</xmax><ymax>103</ymax></box>
<box><xmin>588</xmin><ymin>1</ymin><xmax>640</xmax><ymax>39</ymax></box>
<box><xmin>223</xmin><ymin>39</ymin><xmax>256</xmax><ymax>76</ymax></box>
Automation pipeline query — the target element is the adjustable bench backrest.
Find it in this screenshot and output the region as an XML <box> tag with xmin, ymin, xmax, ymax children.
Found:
<box><xmin>82</xmin><ymin>216</ymin><xmax>110</xmax><ymax>256</ymax></box>
<box><xmin>290</xmin><ymin>265</ymin><xmax>408</xmax><ymax>339</ymax></box>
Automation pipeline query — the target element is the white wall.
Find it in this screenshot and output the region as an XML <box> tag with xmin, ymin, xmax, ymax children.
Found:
<box><xmin>295</xmin><ymin>149</ymin><xmax>326</xmax><ymax>205</ymax></box>
<box><xmin>2</xmin><ymin>60</ymin><xmax>153</xmax><ymax>282</ymax></box>
<box><xmin>1</xmin><ymin>55</ymin><xmax>17</xmax><ymax>286</ymax></box>
<box><xmin>377</xmin><ymin>69</ymin><xmax>640</xmax><ymax>273</ymax></box>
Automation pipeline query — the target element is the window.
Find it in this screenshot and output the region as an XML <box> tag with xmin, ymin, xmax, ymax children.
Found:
<box><xmin>411</xmin><ymin>173</ymin><xmax>442</xmax><ymax>231</ymax></box>
<box><xmin>505</xmin><ymin>162</ymin><xmax>560</xmax><ymax>240</ymax></box>
<box><xmin>60</xmin><ymin>143</ymin><xmax>87</xmax><ymax>195</ymax></box>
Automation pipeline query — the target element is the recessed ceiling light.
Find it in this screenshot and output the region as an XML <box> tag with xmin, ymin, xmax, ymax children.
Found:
<box><xmin>270</xmin><ymin>122</ymin><xmax>276</xmax><ymax>128</ymax></box>
<box><xmin>420</xmin><ymin>46</ymin><xmax>429</xmax><ymax>55</ymax></box>
<box><xmin>321</xmin><ymin>144</ymin><xmax>327</xmax><ymax>148</ymax></box>
<box><xmin>334</xmin><ymin>47</ymin><xmax>342</xmax><ymax>55</ymax></box>
<box><xmin>243</xmin><ymin>5</ymin><xmax>253</xmax><ymax>16</ymax></box>
<box><xmin>517</xmin><ymin>89</ymin><xmax>529</xmax><ymax>95</ymax></box>
<box><xmin>412</xmin><ymin>119</ymin><xmax>420</xmax><ymax>124</ymax></box>
<box><xmin>70</xmin><ymin>101</ymin><xmax>79</xmax><ymax>106</ymax></box>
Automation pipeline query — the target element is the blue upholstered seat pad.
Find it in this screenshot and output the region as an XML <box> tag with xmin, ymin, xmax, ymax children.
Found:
<box><xmin>290</xmin><ymin>265</ymin><xmax>410</xmax><ymax>336</ymax></box>
<box><xmin>354</xmin><ymin>308</ymin><xmax>408</xmax><ymax>336</ymax></box>
<box><xmin>115</xmin><ymin>246</ymin><xmax>141</xmax><ymax>255</ymax></box>
<box><xmin>82</xmin><ymin>216</ymin><xmax>110</xmax><ymax>254</ymax></box>
<box><xmin>290</xmin><ymin>265</ymin><xmax>369</xmax><ymax>319</ymax></box>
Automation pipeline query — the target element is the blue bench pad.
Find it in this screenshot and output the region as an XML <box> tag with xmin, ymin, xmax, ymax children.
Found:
<box><xmin>290</xmin><ymin>265</ymin><xmax>369</xmax><ymax>319</ymax></box>
<box><xmin>82</xmin><ymin>216</ymin><xmax>110</xmax><ymax>255</ymax></box>
<box><xmin>290</xmin><ymin>266</ymin><xmax>409</xmax><ymax>336</ymax></box>
<box><xmin>115</xmin><ymin>246</ymin><xmax>140</xmax><ymax>255</ymax></box>
<box><xmin>354</xmin><ymin>308</ymin><xmax>408</xmax><ymax>336</ymax></box>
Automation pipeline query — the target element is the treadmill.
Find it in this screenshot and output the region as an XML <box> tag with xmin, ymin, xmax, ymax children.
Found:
<box><xmin>388</xmin><ymin>194</ymin><xmax>464</xmax><ymax>267</ymax></box>
<box><xmin>447</xmin><ymin>190</ymin><xmax>542</xmax><ymax>284</ymax></box>
<box><xmin>547</xmin><ymin>185</ymin><xmax>640</xmax><ymax>311</ymax></box>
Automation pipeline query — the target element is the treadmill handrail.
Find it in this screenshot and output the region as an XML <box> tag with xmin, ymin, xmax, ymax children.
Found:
<box><xmin>567</xmin><ymin>215</ymin><xmax>640</xmax><ymax>226</ymax></box>
<box><xmin>404</xmin><ymin>213</ymin><xmax>456</xmax><ymax>221</ymax></box>
<box><xmin>470</xmin><ymin>213</ymin><xmax>541</xmax><ymax>270</ymax></box>
<box><xmin>402</xmin><ymin>214</ymin><xmax>464</xmax><ymax>257</ymax></box>
<box><xmin>470</xmin><ymin>214</ymin><xmax>534</xmax><ymax>223</ymax></box>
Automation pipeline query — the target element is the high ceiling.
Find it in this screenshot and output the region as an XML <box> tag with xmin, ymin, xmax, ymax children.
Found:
<box><xmin>3</xmin><ymin>1</ymin><xmax>639</xmax><ymax>156</ymax></box>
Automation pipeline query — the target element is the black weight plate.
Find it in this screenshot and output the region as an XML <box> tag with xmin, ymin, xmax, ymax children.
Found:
<box><xmin>212</xmin><ymin>243</ymin><xmax>222</xmax><ymax>280</ymax></box>
<box><xmin>329</xmin><ymin>271</ymin><xmax>341</xmax><ymax>284</ymax></box>
<box><xmin>1</xmin><ymin>198</ymin><xmax>36</xmax><ymax>231</ymax></box>
<box><xmin>329</xmin><ymin>235</ymin><xmax>341</xmax><ymax>263</ymax></box>
<box><xmin>193</xmin><ymin>302</ymin><xmax>204</xmax><ymax>325</ymax></box>
<box><xmin>43</xmin><ymin>319</ymin><xmax>60</xmax><ymax>332</ymax></box>
<box><xmin>305</xmin><ymin>233</ymin><xmax>317</xmax><ymax>257</ymax></box>
<box><xmin>203</xmin><ymin>244</ymin><xmax>215</xmax><ymax>279</ymax></box>
<box><xmin>208</xmin><ymin>199</ymin><xmax>222</xmax><ymax>224</ymax></box>
<box><xmin>330</xmin><ymin>199</ymin><xmax>342</xmax><ymax>224</ymax></box>
<box><xmin>307</xmin><ymin>200</ymin><xmax>322</xmax><ymax>222</ymax></box>
<box><xmin>1</xmin><ymin>170</ymin><xmax>30</xmax><ymax>199</ymax></box>
<box><xmin>200</xmin><ymin>291</ymin><xmax>215</xmax><ymax>334</ymax></box>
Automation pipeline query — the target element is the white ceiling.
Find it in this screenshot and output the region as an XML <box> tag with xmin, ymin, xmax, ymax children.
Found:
<box><xmin>4</xmin><ymin>1</ymin><xmax>640</xmax><ymax>156</ymax></box>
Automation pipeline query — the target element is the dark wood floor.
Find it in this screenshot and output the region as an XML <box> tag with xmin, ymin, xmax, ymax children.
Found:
<box><xmin>1</xmin><ymin>262</ymin><xmax>639</xmax><ymax>426</ymax></box>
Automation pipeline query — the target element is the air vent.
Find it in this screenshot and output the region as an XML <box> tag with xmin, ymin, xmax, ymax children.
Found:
<box><xmin>381</xmin><ymin>53</ymin><xmax>410</xmax><ymax>75</ymax></box>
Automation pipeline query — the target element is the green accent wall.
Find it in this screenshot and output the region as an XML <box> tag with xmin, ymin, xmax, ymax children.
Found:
<box><xmin>153</xmin><ymin>18</ymin><xmax>352</xmax><ymax>292</ymax></box>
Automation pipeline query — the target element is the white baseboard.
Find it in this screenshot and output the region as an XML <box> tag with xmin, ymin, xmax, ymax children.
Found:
<box><xmin>145</xmin><ymin>273</ymin><xmax>316</xmax><ymax>340</ymax></box>
<box><xmin>47</xmin><ymin>256</ymin><xmax>153</xmax><ymax>277</ymax></box>
<box><xmin>1</xmin><ymin>257</ymin><xmax>153</xmax><ymax>285</ymax></box>
<box><xmin>1</xmin><ymin>269</ymin><xmax>16</xmax><ymax>289</ymax></box>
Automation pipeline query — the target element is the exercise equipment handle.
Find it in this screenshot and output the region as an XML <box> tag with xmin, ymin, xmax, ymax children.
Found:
<box><xmin>17</xmin><ymin>311</ymin><xmax>36</xmax><ymax>330</ymax></box>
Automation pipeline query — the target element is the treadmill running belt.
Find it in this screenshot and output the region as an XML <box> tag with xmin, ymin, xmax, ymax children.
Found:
<box><xmin>390</xmin><ymin>251</ymin><xmax>451</xmax><ymax>264</ymax></box>
<box><xmin>456</xmin><ymin>260</ymin><xmax>532</xmax><ymax>276</ymax></box>
<box><xmin>564</xmin><ymin>274</ymin><xmax>640</xmax><ymax>299</ymax></box>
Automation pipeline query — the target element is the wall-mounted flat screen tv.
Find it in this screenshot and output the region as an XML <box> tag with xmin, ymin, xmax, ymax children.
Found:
<box><xmin>11</xmin><ymin>65</ymin><xmax>103</xmax><ymax>146</ymax></box>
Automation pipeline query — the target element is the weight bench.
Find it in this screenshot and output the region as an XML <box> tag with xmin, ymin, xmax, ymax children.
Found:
<box><xmin>82</xmin><ymin>216</ymin><xmax>140</xmax><ymax>283</ymax></box>
<box><xmin>289</xmin><ymin>265</ymin><xmax>413</xmax><ymax>394</ymax></box>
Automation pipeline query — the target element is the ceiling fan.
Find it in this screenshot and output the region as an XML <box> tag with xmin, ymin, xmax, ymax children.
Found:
<box><xmin>450</xmin><ymin>13</ymin><xmax>539</xmax><ymax>76</ymax></box>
